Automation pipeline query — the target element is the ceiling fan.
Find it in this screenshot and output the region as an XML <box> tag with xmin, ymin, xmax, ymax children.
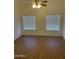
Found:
<box><xmin>32</xmin><ymin>0</ymin><xmax>48</xmax><ymax>8</ymax></box>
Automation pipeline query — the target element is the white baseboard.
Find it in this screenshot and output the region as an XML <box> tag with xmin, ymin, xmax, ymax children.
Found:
<box><xmin>14</xmin><ymin>34</ymin><xmax>21</xmax><ymax>40</ymax></box>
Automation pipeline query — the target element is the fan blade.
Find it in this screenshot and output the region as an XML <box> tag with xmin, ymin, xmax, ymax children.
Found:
<box><xmin>42</xmin><ymin>1</ymin><xmax>48</xmax><ymax>3</ymax></box>
<box><xmin>41</xmin><ymin>4</ymin><xmax>47</xmax><ymax>6</ymax></box>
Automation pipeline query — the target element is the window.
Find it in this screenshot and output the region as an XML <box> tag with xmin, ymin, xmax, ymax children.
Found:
<box><xmin>46</xmin><ymin>15</ymin><xmax>60</xmax><ymax>31</ymax></box>
<box><xmin>23</xmin><ymin>16</ymin><xmax>36</xmax><ymax>30</ymax></box>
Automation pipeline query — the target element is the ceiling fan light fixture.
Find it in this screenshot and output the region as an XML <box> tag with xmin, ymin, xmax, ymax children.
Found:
<box><xmin>32</xmin><ymin>2</ymin><xmax>41</xmax><ymax>8</ymax></box>
<box><xmin>37</xmin><ymin>2</ymin><xmax>41</xmax><ymax>8</ymax></box>
<box><xmin>32</xmin><ymin>2</ymin><xmax>37</xmax><ymax>8</ymax></box>
<box><xmin>37</xmin><ymin>4</ymin><xmax>41</xmax><ymax>8</ymax></box>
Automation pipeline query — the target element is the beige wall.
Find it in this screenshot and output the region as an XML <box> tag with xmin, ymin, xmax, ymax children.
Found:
<box><xmin>63</xmin><ymin>14</ymin><xmax>65</xmax><ymax>39</ymax></box>
<box><xmin>20</xmin><ymin>0</ymin><xmax>65</xmax><ymax>36</ymax></box>
<box><xmin>15</xmin><ymin>0</ymin><xmax>65</xmax><ymax>37</ymax></box>
<box><xmin>63</xmin><ymin>25</ymin><xmax>65</xmax><ymax>39</ymax></box>
<box><xmin>14</xmin><ymin>1</ymin><xmax>22</xmax><ymax>40</ymax></box>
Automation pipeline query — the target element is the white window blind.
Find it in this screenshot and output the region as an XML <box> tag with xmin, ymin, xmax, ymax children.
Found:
<box><xmin>23</xmin><ymin>16</ymin><xmax>36</xmax><ymax>30</ymax></box>
<box><xmin>46</xmin><ymin>15</ymin><xmax>60</xmax><ymax>31</ymax></box>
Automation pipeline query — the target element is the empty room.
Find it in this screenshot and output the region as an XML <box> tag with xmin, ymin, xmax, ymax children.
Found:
<box><xmin>14</xmin><ymin>0</ymin><xmax>65</xmax><ymax>59</ymax></box>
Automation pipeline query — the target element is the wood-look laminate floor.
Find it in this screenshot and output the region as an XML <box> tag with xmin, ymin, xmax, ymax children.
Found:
<box><xmin>14</xmin><ymin>36</ymin><xmax>65</xmax><ymax>59</ymax></box>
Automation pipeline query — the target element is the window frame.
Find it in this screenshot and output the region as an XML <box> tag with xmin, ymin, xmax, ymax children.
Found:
<box><xmin>23</xmin><ymin>16</ymin><xmax>36</xmax><ymax>31</ymax></box>
<box><xmin>45</xmin><ymin>15</ymin><xmax>60</xmax><ymax>31</ymax></box>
